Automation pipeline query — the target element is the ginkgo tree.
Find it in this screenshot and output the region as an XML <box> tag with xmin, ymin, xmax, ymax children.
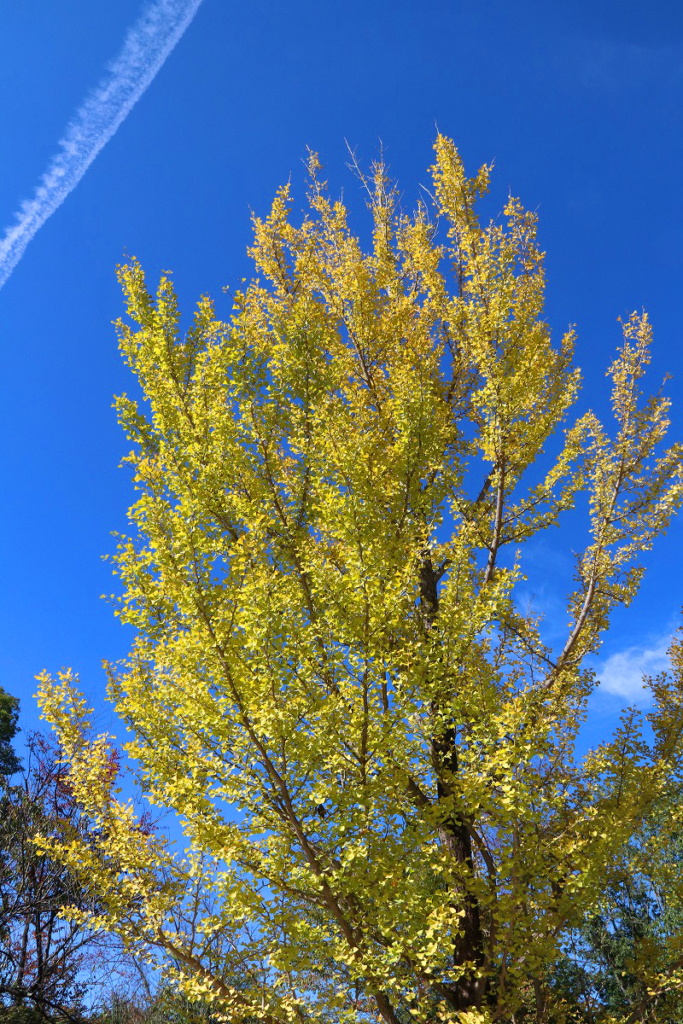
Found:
<box><xmin>38</xmin><ymin>137</ymin><xmax>683</xmax><ymax>1024</ymax></box>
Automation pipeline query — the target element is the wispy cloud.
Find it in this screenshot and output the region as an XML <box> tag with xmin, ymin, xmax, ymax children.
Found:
<box><xmin>574</xmin><ymin>38</ymin><xmax>683</xmax><ymax>96</ymax></box>
<box><xmin>597</xmin><ymin>636</ymin><xmax>672</xmax><ymax>701</ymax></box>
<box><xmin>0</xmin><ymin>0</ymin><xmax>204</xmax><ymax>292</ymax></box>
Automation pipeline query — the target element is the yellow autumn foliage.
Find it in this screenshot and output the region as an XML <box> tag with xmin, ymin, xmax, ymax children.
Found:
<box><xmin>37</xmin><ymin>137</ymin><xmax>683</xmax><ymax>1023</ymax></box>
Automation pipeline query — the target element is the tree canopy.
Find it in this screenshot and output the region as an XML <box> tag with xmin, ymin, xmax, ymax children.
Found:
<box><xmin>0</xmin><ymin>685</ymin><xmax>20</xmax><ymax>777</ymax></box>
<box><xmin>0</xmin><ymin>730</ymin><xmax>122</xmax><ymax>1022</ymax></box>
<box><xmin>37</xmin><ymin>137</ymin><xmax>683</xmax><ymax>1023</ymax></box>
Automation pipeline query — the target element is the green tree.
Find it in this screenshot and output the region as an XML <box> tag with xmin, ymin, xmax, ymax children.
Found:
<box><xmin>93</xmin><ymin>984</ymin><xmax>224</xmax><ymax>1023</ymax></box>
<box><xmin>0</xmin><ymin>685</ymin><xmax>20</xmax><ymax>777</ymax></box>
<box><xmin>38</xmin><ymin>137</ymin><xmax>683</xmax><ymax>1023</ymax></box>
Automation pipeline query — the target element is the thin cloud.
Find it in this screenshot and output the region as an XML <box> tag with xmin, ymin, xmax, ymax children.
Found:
<box><xmin>597</xmin><ymin>636</ymin><xmax>672</xmax><ymax>701</ymax></box>
<box><xmin>0</xmin><ymin>0</ymin><xmax>204</xmax><ymax>291</ymax></box>
<box><xmin>575</xmin><ymin>38</ymin><xmax>683</xmax><ymax>96</ymax></box>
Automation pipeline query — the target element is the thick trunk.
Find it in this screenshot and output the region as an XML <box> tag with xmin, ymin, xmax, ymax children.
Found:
<box><xmin>419</xmin><ymin>550</ymin><xmax>488</xmax><ymax>1010</ymax></box>
<box><xmin>432</xmin><ymin>728</ymin><xmax>487</xmax><ymax>1008</ymax></box>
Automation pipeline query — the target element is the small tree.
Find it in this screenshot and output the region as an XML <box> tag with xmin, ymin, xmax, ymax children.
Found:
<box><xmin>0</xmin><ymin>729</ymin><xmax>130</xmax><ymax>1022</ymax></box>
<box><xmin>38</xmin><ymin>137</ymin><xmax>683</xmax><ymax>1022</ymax></box>
<box><xmin>0</xmin><ymin>685</ymin><xmax>20</xmax><ymax>778</ymax></box>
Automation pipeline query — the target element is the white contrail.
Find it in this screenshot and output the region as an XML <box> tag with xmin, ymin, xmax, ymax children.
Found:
<box><xmin>0</xmin><ymin>0</ymin><xmax>204</xmax><ymax>291</ymax></box>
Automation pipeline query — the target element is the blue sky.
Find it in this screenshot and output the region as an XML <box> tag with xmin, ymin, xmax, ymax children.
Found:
<box><xmin>1</xmin><ymin>0</ymin><xmax>682</xmax><ymax>756</ymax></box>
